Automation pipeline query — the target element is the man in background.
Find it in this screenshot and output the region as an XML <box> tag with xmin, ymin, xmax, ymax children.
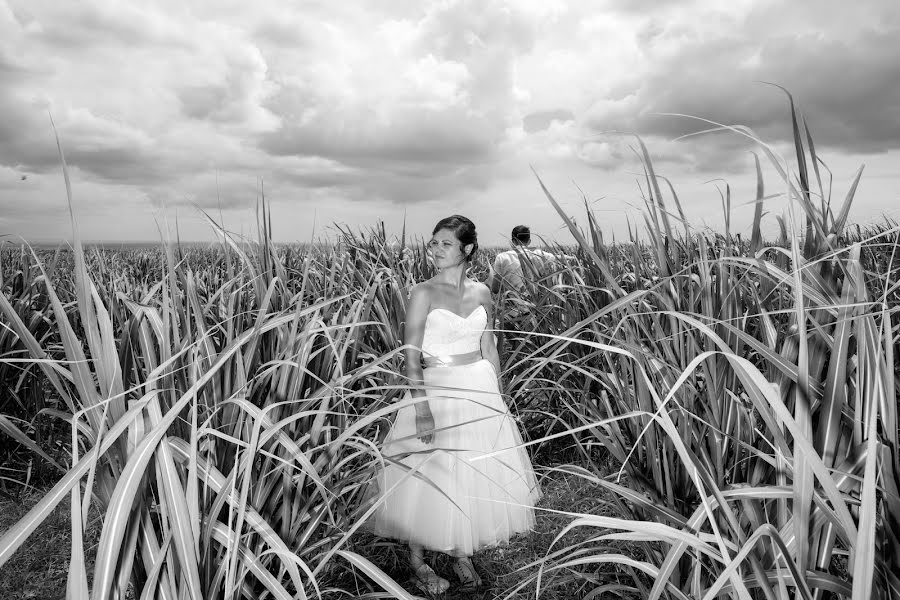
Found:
<box><xmin>489</xmin><ymin>225</ymin><xmax>556</xmax><ymax>295</ymax></box>
<box><xmin>488</xmin><ymin>225</ymin><xmax>558</xmax><ymax>354</ymax></box>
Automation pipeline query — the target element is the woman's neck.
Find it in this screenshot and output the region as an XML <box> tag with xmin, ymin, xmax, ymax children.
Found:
<box><xmin>435</xmin><ymin>262</ymin><xmax>468</xmax><ymax>289</ymax></box>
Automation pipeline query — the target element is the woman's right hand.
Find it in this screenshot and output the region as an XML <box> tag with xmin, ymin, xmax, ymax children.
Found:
<box><xmin>415</xmin><ymin>405</ymin><xmax>436</xmax><ymax>444</ymax></box>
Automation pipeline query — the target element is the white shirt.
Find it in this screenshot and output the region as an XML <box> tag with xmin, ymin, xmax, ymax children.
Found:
<box><xmin>492</xmin><ymin>247</ymin><xmax>556</xmax><ymax>292</ymax></box>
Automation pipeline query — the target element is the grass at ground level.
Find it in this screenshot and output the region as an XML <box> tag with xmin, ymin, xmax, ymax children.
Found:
<box><xmin>0</xmin><ymin>462</ymin><xmax>637</xmax><ymax>600</ymax></box>
<box><xmin>354</xmin><ymin>466</ymin><xmax>641</xmax><ymax>600</ymax></box>
<box><xmin>0</xmin><ymin>489</ymin><xmax>102</xmax><ymax>600</ymax></box>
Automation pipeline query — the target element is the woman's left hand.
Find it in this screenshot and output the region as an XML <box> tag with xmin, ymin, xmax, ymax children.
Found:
<box><xmin>415</xmin><ymin>405</ymin><xmax>436</xmax><ymax>444</ymax></box>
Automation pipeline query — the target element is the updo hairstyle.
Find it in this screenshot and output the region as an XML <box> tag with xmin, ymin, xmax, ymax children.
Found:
<box><xmin>432</xmin><ymin>214</ymin><xmax>478</xmax><ymax>262</ymax></box>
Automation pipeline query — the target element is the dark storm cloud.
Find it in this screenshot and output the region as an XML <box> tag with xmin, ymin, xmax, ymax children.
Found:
<box><xmin>4</xmin><ymin>0</ymin><xmax>898</xmax><ymax>244</ymax></box>
<box><xmin>2</xmin><ymin>0</ymin><xmax>540</xmax><ymax>222</ymax></box>
<box><xmin>260</xmin><ymin>106</ymin><xmax>498</xmax><ymax>169</ymax></box>
<box><xmin>0</xmin><ymin>97</ymin><xmax>59</xmax><ymax>172</ymax></box>
<box><xmin>0</xmin><ymin>95</ymin><xmax>173</xmax><ymax>183</ymax></box>
<box><xmin>21</xmin><ymin>3</ymin><xmax>185</xmax><ymax>50</ymax></box>
<box><xmin>270</xmin><ymin>157</ymin><xmax>496</xmax><ymax>206</ymax></box>
<box><xmin>585</xmin><ymin>19</ymin><xmax>900</xmax><ymax>157</ymax></box>
<box><xmin>64</xmin><ymin>146</ymin><xmax>171</xmax><ymax>182</ymax></box>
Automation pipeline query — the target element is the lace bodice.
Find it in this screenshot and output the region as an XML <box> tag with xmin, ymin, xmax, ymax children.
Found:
<box><xmin>422</xmin><ymin>305</ymin><xmax>487</xmax><ymax>357</ymax></box>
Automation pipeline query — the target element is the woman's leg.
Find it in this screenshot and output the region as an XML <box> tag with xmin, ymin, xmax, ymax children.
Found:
<box><xmin>409</xmin><ymin>543</ymin><xmax>425</xmax><ymax>570</ymax></box>
<box><xmin>409</xmin><ymin>544</ymin><xmax>449</xmax><ymax>594</ymax></box>
<box><xmin>451</xmin><ymin>552</ymin><xmax>482</xmax><ymax>589</ymax></box>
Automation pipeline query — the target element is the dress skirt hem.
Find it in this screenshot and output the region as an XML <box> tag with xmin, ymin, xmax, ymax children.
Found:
<box><xmin>365</xmin><ymin>359</ymin><xmax>541</xmax><ymax>556</ymax></box>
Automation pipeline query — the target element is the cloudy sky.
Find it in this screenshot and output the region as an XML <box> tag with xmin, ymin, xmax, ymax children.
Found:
<box><xmin>1</xmin><ymin>0</ymin><xmax>898</xmax><ymax>246</ymax></box>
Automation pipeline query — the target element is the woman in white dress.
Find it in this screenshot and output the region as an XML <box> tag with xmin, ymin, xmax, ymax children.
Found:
<box><xmin>368</xmin><ymin>215</ymin><xmax>541</xmax><ymax>595</ymax></box>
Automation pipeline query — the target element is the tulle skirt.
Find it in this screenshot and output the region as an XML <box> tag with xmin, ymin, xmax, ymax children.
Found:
<box><xmin>366</xmin><ymin>359</ymin><xmax>541</xmax><ymax>555</ymax></box>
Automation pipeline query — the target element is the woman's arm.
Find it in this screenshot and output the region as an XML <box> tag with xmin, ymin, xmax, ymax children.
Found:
<box><xmin>479</xmin><ymin>285</ymin><xmax>502</xmax><ymax>389</ymax></box>
<box><xmin>404</xmin><ymin>284</ymin><xmax>435</xmax><ymax>442</ymax></box>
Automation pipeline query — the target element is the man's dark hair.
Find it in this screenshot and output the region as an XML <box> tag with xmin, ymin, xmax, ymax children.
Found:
<box><xmin>511</xmin><ymin>225</ymin><xmax>531</xmax><ymax>246</ymax></box>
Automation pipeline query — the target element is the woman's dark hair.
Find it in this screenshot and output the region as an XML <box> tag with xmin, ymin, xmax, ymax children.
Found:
<box><xmin>511</xmin><ymin>225</ymin><xmax>531</xmax><ymax>245</ymax></box>
<box><xmin>432</xmin><ymin>215</ymin><xmax>478</xmax><ymax>262</ymax></box>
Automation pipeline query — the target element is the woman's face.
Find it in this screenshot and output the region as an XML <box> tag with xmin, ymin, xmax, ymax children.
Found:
<box><xmin>427</xmin><ymin>228</ymin><xmax>468</xmax><ymax>269</ymax></box>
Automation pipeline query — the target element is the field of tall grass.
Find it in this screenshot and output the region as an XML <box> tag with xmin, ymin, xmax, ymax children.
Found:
<box><xmin>1</xmin><ymin>99</ymin><xmax>898</xmax><ymax>599</ymax></box>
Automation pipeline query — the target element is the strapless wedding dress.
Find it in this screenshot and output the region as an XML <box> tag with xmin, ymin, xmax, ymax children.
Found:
<box><xmin>367</xmin><ymin>305</ymin><xmax>541</xmax><ymax>555</ymax></box>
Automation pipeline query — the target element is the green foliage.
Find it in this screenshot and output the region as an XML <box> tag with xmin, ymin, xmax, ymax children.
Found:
<box><xmin>1</xmin><ymin>93</ymin><xmax>898</xmax><ymax>599</ymax></box>
<box><xmin>507</xmin><ymin>96</ymin><xmax>900</xmax><ymax>599</ymax></box>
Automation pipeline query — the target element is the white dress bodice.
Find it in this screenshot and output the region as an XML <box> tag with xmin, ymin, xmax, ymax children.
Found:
<box><xmin>421</xmin><ymin>305</ymin><xmax>486</xmax><ymax>357</ymax></box>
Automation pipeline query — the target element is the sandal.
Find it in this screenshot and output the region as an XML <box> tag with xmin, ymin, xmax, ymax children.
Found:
<box><xmin>452</xmin><ymin>557</ymin><xmax>482</xmax><ymax>591</ymax></box>
<box><xmin>411</xmin><ymin>563</ymin><xmax>450</xmax><ymax>596</ymax></box>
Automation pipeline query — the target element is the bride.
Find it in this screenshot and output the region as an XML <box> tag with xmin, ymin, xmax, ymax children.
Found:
<box><xmin>368</xmin><ymin>215</ymin><xmax>541</xmax><ymax>595</ymax></box>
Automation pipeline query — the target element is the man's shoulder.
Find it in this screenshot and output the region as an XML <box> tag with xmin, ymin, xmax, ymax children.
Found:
<box><xmin>531</xmin><ymin>248</ymin><xmax>558</xmax><ymax>261</ymax></box>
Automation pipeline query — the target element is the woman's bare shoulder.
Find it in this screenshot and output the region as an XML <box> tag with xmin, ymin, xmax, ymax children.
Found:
<box><xmin>467</xmin><ymin>279</ymin><xmax>492</xmax><ymax>302</ymax></box>
<box><xmin>409</xmin><ymin>281</ymin><xmax>435</xmax><ymax>301</ymax></box>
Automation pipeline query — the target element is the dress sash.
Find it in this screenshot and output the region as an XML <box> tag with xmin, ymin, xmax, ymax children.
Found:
<box><xmin>422</xmin><ymin>350</ymin><xmax>483</xmax><ymax>368</ymax></box>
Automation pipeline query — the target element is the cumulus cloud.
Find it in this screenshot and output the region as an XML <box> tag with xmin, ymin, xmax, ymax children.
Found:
<box><xmin>0</xmin><ymin>0</ymin><xmax>897</xmax><ymax>242</ymax></box>
<box><xmin>254</xmin><ymin>0</ymin><xmax>543</xmax><ymax>203</ymax></box>
<box><xmin>22</xmin><ymin>2</ymin><xmax>185</xmax><ymax>50</ymax></box>
<box><xmin>1</xmin><ymin>0</ymin><xmax>282</xmax><ymax>185</ymax></box>
<box><xmin>583</xmin><ymin>1</ymin><xmax>900</xmax><ymax>158</ymax></box>
<box><xmin>3</xmin><ymin>0</ymin><xmax>550</xmax><ymax>210</ymax></box>
<box><xmin>523</xmin><ymin>109</ymin><xmax>574</xmax><ymax>134</ymax></box>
